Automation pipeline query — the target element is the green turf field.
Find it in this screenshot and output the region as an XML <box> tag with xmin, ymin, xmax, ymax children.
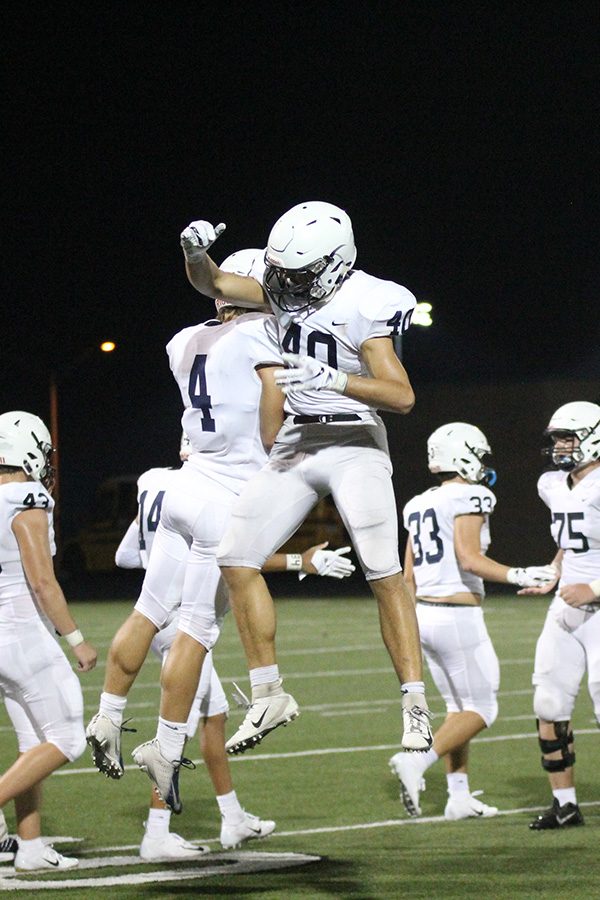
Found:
<box><xmin>1</xmin><ymin>593</ymin><xmax>598</xmax><ymax>898</ymax></box>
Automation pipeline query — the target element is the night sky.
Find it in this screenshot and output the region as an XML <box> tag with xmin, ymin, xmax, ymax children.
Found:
<box><xmin>4</xmin><ymin>4</ymin><xmax>599</xmax><ymax>535</ymax></box>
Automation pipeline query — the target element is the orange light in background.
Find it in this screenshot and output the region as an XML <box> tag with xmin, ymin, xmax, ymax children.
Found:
<box><xmin>100</xmin><ymin>341</ymin><xmax>116</xmax><ymax>353</ymax></box>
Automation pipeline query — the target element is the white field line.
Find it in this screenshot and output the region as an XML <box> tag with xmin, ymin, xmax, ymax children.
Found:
<box><xmin>52</xmin><ymin>728</ymin><xmax>600</xmax><ymax>777</ymax></box>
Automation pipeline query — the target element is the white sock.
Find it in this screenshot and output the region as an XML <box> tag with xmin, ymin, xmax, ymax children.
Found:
<box><xmin>156</xmin><ymin>718</ymin><xmax>188</xmax><ymax>762</ymax></box>
<box><xmin>217</xmin><ymin>790</ymin><xmax>245</xmax><ymax>824</ymax></box>
<box><xmin>416</xmin><ymin>748</ymin><xmax>439</xmax><ymax>775</ymax></box>
<box><xmin>99</xmin><ymin>692</ymin><xmax>127</xmax><ymax>726</ymax></box>
<box><xmin>447</xmin><ymin>772</ymin><xmax>470</xmax><ymax>795</ymax></box>
<box><xmin>144</xmin><ymin>808</ymin><xmax>171</xmax><ymax>838</ymax></box>
<box><xmin>401</xmin><ymin>681</ymin><xmax>425</xmax><ymax>695</ymax></box>
<box><xmin>250</xmin><ymin>667</ymin><xmax>283</xmax><ymax>699</ymax></box>
<box><xmin>553</xmin><ymin>787</ymin><xmax>577</xmax><ymax>807</ymax></box>
<box><xmin>17</xmin><ymin>836</ymin><xmax>44</xmax><ymax>855</ymax></box>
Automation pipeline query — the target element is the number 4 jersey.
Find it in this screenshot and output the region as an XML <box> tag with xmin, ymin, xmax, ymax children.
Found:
<box><xmin>538</xmin><ymin>468</ymin><xmax>600</xmax><ymax>585</ymax></box>
<box><xmin>167</xmin><ymin>312</ymin><xmax>282</xmax><ymax>492</ymax></box>
<box><xmin>403</xmin><ymin>482</ymin><xmax>497</xmax><ymax>597</ymax></box>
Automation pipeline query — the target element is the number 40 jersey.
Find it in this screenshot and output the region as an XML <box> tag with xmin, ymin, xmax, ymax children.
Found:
<box><xmin>403</xmin><ymin>482</ymin><xmax>497</xmax><ymax>598</ymax></box>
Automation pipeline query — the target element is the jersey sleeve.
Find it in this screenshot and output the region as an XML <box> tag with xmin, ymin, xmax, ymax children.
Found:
<box><xmin>4</xmin><ymin>483</ymin><xmax>55</xmax><ymax>518</ymax></box>
<box><xmin>352</xmin><ymin>279</ymin><xmax>417</xmax><ymax>346</ymax></box>
<box><xmin>115</xmin><ymin>519</ymin><xmax>142</xmax><ymax>568</ymax></box>
<box><xmin>245</xmin><ymin>316</ymin><xmax>283</xmax><ymax>368</ymax></box>
<box><xmin>537</xmin><ymin>472</ymin><xmax>554</xmax><ymax>509</ymax></box>
<box><xmin>452</xmin><ymin>485</ymin><xmax>497</xmax><ymax>517</ymax></box>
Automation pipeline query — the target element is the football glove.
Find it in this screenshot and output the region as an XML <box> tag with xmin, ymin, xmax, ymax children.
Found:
<box><xmin>507</xmin><ymin>565</ymin><xmax>558</xmax><ymax>588</ymax></box>
<box><xmin>180</xmin><ymin>220</ymin><xmax>226</xmax><ymax>262</ymax></box>
<box><xmin>299</xmin><ymin>545</ymin><xmax>355</xmax><ymax>581</ymax></box>
<box><xmin>275</xmin><ymin>353</ymin><xmax>348</xmax><ymax>395</ymax></box>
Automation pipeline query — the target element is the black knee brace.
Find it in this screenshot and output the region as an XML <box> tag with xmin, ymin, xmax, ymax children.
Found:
<box><xmin>537</xmin><ymin>719</ymin><xmax>575</xmax><ymax>772</ymax></box>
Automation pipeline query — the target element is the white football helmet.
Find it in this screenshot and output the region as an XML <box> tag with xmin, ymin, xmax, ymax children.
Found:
<box><xmin>215</xmin><ymin>248</ymin><xmax>264</xmax><ymax>312</ymax></box>
<box><xmin>427</xmin><ymin>422</ymin><xmax>496</xmax><ymax>485</ymax></box>
<box><xmin>544</xmin><ymin>401</ymin><xmax>600</xmax><ymax>471</ymax></box>
<box><xmin>0</xmin><ymin>411</ymin><xmax>54</xmax><ymax>487</ymax></box>
<box><xmin>263</xmin><ymin>201</ymin><xmax>356</xmax><ymax>313</ymax></box>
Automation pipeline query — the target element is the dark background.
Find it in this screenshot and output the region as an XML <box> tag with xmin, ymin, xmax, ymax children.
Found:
<box><xmin>4</xmin><ymin>4</ymin><xmax>599</xmax><ymax>568</ymax></box>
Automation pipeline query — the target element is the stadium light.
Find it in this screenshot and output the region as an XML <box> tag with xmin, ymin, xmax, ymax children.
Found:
<box><xmin>413</xmin><ymin>302</ymin><xmax>433</xmax><ymax>327</ymax></box>
<box><xmin>100</xmin><ymin>340</ymin><xmax>116</xmax><ymax>353</ymax></box>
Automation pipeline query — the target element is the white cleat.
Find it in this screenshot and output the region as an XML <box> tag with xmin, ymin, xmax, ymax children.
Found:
<box><xmin>389</xmin><ymin>751</ymin><xmax>426</xmax><ymax>817</ymax></box>
<box><xmin>401</xmin><ymin>693</ymin><xmax>433</xmax><ymax>751</ymax></box>
<box><xmin>14</xmin><ymin>844</ymin><xmax>79</xmax><ymax>872</ymax></box>
<box><xmin>140</xmin><ymin>830</ymin><xmax>209</xmax><ymax>861</ymax></box>
<box><xmin>225</xmin><ymin>692</ymin><xmax>299</xmax><ymax>755</ymax></box>
<box><xmin>85</xmin><ymin>712</ymin><xmax>124</xmax><ymax>779</ymax></box>
<box><xmin>220</xmin><ymin>811</ymin><xmax>276</xmax><ymax>849</ymax></box>
<box><xmin>132</xmin><ymin>739</ymin><xmax>194</xmax><ymax>814</ymax></box>
<box><xmin>444</xmin><ymin>790</ymin><xmax>499</xmax><ymax>821</ymax></box>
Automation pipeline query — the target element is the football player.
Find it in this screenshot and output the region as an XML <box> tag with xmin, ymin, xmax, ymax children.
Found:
<box><xmin>519</xmin><ymin>401</ymin><xmax>600</xmax><ymax>830</ymax></box>
<box><xmin>388</xmin><ymin>423</ymin><xmax>557</xmax><ymax>819</ymax></box>
<box><xmin>0</xmin><ymin>412</ymin><xmax>97</xmax><ymax>871</ymax></box>
<box><xmin>113</xmin><ymin>435</ymin><xmax>352</xmax><ymax>856</ymax></box>
<box><xmin>86</xmin><ymin>250</ymin><xmax>354</xmax><ymax>824</ymax></box>
<box><xmin>179</xmin><ymin>202</ymin><xmax>433</xmax><ymax>757</ymax></box>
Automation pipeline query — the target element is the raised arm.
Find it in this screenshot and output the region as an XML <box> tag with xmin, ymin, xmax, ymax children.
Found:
<box><xmin>180</xmin><ymin>219</ymin><xmax>265</xmax><ymax>307</ymax></box>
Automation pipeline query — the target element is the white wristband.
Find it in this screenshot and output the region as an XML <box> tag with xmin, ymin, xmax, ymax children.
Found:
<box><xmin>286</xmin><ymin>554</ymin><xmax>303</xmax><ymax>571</ymax></box>
<box><xmin>64</xmin><ymin>629</ymin><xmax>84</xmax><ymax>647</ymax></box>
<box><xmin>331</xmin><ymin>371</ymin><xmax>348</xmax><ymax>394</ymax></box>
<box><xmin>589</xmin><ymin>578</ymin><xmax>600</xmax><ymax>598</ymax></box>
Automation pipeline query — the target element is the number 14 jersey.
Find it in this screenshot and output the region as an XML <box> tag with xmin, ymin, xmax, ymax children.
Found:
<box><xmin>403</xmin><ymin>482</ymin><xmax>497</xmax><ymax>598</ymax></box>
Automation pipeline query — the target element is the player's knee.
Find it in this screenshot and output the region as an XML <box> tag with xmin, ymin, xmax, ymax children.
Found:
<box><xmin>533</xmin><ymin>684</ymin><xmax>571</xmax><ymax>722</ymax></box>
<box><xmin>537</xmin><ymin>720</ymin><xmax>575</xmax><ymax>772</ymax></box>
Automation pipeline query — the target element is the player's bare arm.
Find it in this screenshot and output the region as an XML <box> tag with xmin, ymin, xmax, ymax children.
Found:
<box><xmin>12</xmin><ymin>509</ymin><xmax>97</xmax><ymax>671</ymax></box>
<box><xmin>257</xmin><ymin>365</ymin><xmax>285</xmax><ymax>451</ymax></box>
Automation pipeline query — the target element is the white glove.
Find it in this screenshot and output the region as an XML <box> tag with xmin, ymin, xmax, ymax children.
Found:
<box><xmin>274</xmin><ymin>353</ymin><xmax>348</xmax><ymax>395</ymax></box>
<box><xmin>180</xmin><ymin>220</ymin><xmax>226</xmax><ymax>262</ymax></box>
<box><xmin>507</xmin><ymin>565</ymin><xmax>558</xmax><ymax>588</ymax></box>
<box><xmin>299</xmin><ymin>546</ymin><xmax>355</xmax><ymax>581</ymax></box>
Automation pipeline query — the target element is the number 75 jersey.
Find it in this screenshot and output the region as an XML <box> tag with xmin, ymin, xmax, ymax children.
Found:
<box><xmin>403</xmin><ymin>482</ymin><xmax>497</xmax><ymax>597</ymax></box>
<box><xmin>538</xmin><ymin>468</ymin><xmax>600</xmax><ymax>585</ymax></box>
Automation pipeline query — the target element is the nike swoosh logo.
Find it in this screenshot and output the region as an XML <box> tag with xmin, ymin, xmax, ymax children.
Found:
<box><xmin>557</xmin><ymin>812</ymin><xmax>577</xmax><ymax>825</ymax></box>
<box><xmin>47</xmin><ymin>858</ymin><xmax>60</xmax><ymax>867</ymax></box>
<box><xmin>332</xmin><ymin>321</ymin><xmax>347</xmax><ymax>326</ymax></box>
<box><xmin>251</xmin><ymin>707</ymin><xmax>269</xmax><ymax>729</ymax></box>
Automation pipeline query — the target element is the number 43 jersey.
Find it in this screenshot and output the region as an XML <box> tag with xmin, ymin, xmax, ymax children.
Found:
<box><xmin>538</xmin><ymin>467</ymin><xmax>600</xmax><ymax>586</ymax></box>
<box><xmin>403</xmin><ymin>482</ymin><xmax>497</xmax><ymax>598</ymax></box>
<box><xmin>0</xmin><ymin>482</ymin><xmax>55</xmax><ymax>606</ymax></box>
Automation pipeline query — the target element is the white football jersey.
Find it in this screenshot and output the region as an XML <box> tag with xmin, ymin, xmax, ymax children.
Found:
<box><xmin>136</xmin><ymin>467</ymin><xmax>180</xmax><ymax>567</ymax></box>
<box><xmin>538</xmin><ymin>467</ymin><xmax>600</xmax><ymax>584</ymax></box>
<box><xmin>253</xmin><ymin>264</ymin><xmax>416</xmax><ymax>422</ymax></box>
<box><xmin>403</xmin><ymin>482</ymin><xmax>496</xmax><ymax>597</ymax></box>
<box><xmin>167</xmin><ymin>312</ymin><xmax>282</xmax><ymax>491</ymax></box>
<box><xmin>0</xmin><ymin>482</ymin><xmax>55</xmax><ymax>606</ymax></box>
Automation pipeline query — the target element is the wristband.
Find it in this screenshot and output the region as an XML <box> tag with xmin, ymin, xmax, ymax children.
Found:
<box><xmin>589</xmin><ymin>578</ymin><xmax>600</xmax><ymax>598</ymax></box>
<box><xmin>64</xmin><ymin>629</ymin><xmax>84</xmax><ymax>648</ymax></box>
<box><xmin>286</xmin><ymin>554</ymin><xmax>303</xmax><ymax>571</ymax></box>
<box><xmin>331</xmin><ymin>371</ymin><xmax>348</xmax><ymax>394</ymax></box>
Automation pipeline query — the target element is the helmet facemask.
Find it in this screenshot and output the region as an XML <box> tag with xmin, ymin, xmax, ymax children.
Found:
<box><xmin>263</xmin><ymin>252</ymin><xmax>348</xmax><ymax>314</ymax></box>
<box><xmin>544</xmin><ymin>430</ymin><xmax>584</xmax><ymax>471</ymax></box>
<box><xmin>542</xmin><ymin>402</ymin><xmax>600</xmax><ymax>472</ymax></box>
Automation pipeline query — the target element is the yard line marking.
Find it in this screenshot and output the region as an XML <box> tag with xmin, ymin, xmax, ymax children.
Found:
<box><xmin>53</xmin><ymin>728</ymin><xmax>600</xmax><ymax>776</ymax></box>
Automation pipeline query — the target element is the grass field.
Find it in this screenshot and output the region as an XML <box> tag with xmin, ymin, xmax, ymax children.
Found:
<box><xmin>1</xmin><ymin>592</ymin><xmax>598</xmax><ymax>898</ymax></box>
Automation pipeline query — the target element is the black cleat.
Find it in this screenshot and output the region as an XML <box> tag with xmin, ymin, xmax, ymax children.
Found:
<box><xmin>529</xmin><ymin>798</ymin><xmax>585</xmax><ymax>830</ymax></box>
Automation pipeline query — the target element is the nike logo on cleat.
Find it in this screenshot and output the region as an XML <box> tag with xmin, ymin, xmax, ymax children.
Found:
<box><xmin>251</xmin><ymin>708</ymin><xmax>269</xmax><ymax>729</ymax></box>
<box><xmin>557</xmin><ymin>812</ymin><xmax>577</xmax><ymax>825</ymax></box>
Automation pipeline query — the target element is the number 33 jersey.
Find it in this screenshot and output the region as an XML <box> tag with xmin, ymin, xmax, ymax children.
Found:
<box><xmin>538</xmin><ymin>467</ymin><xmax>600</xmax><ymax>585</ymax></box>
<box><xmin>0</xmin><ymin>482</ymin><xmax>55</xmax><ymax>607</ymax></box>
<box><xmin>167</xmin><ymin>312</ymin><xmax>282</xmax><ymax>492</ymax></box>
<box><xmin>403</xmin><ymin>482</ymin><xmax>497</xmax><ymax>597</ymax></box>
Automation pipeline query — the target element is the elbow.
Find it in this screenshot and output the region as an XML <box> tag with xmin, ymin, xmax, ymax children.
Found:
<box><xmin>457</xmin><ymin>553</ymin><xmax>479</xmax><ymax>574</ymax></box>
<box><xmin>30</xmin><ymin>575</ymin><xmax>59</xmax><ymax>604</ymax></box>
<box><xmin>393</xmin><ymin>387</ymin><xmax>415</xmax><ymax>415</ymax></box>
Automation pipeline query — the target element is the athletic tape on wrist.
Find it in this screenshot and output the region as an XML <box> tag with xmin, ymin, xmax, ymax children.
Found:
<box><xmin>286</xmin><ymin>554</ymin><xmax>303</xmax><ymax>571</ymax></box>
<box><xmin>64</xmin><ymin>629</ymin><xmax>84</xmax><ymax>647</ymax></box>
<box><xmin>589</xmin><ymin>578</ymin><xmax>600</xmax><ymax>598</ymax></box>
